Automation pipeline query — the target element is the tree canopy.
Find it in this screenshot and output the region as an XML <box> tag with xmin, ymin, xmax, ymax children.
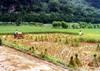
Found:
<box><xmin>0</xmin><ymin>0</ymin><xmax>100</xmax><ymax>23</ymax></box>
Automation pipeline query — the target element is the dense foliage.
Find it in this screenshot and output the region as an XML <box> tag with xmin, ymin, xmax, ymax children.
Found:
<box><xmin>52</xmin><ymin>21</ymin><xmax>100</xmax><ymax>29</ymax></box>
<box><xmin>0</xmin><ymin>38</ymin><xmax>2</xmax><ymax>46</ymax></box>
<box><xmin>0</xmin><ymin>0</ymin><xmax>100</xmax><ymax>23</ymax></box>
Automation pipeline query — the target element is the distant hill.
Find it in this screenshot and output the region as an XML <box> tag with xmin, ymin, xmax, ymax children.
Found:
<box><xmin>0</xmin><ymin>0</ymin><xmax>100</xmax><ymax>23</ymax></box>
<box><xmin>86</xmin><ymin>0</ymin><xmax>100</xmax><ymax>8</ymax></box>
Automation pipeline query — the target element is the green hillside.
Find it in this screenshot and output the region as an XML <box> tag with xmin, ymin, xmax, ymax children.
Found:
<box><xmin>0</xmin><ymin>0</ymin><xmax>100</xmax><ymax>23</ymax></box>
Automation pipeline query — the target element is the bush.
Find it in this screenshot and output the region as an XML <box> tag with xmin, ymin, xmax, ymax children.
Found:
<box><xmin>52</xmin><ymin>21</ymin><xmax>69</xmax><ymax>29</ymax></box>
<box><xmin>0</xmin><ymin>38</ymin><xmax>2</xmax><ymax>46</ymax></box>
<box><xmin>87</xmin><ymin>23</ymin><xmax>94</xmax><ymax>29</ymax></box>
<box><xmin>16</xmin><ymin>21</ymin><xmax>21</xmax><ymax>26</ymax></box>
<box><xmin>71</xmin><ymin>24</ymin><xmax>80</xmax><ymax>29</ymax></box>
<box><xmin>29</xmin><ymin>22</ymin><xmax>36</xmax><ymax>25</ymax></box>
<box><xmin>61</xmin><ymin>21</ymin><xmax>68</xmax><ymax>29</ymax></box>
<box><xmin>35</xmin><ymin>22</ymin><xmax>43</xmax><ymax>26</ymax></box>
<box><xmin>52</xmin><ymin>21</ymin><xmax>62</xmax><ymax>28</ymax></box>
<box><xmin>96</xmin><ymin>24</ymin><xmax>100</xmax><ymax>28</ymax></box>
<box><xmin>79</xmin><ymin>22</ymin><xmax>87</xmax><ymax>28</ymax></box>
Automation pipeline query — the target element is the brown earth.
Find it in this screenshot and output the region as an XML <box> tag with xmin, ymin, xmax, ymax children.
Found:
<box><xmin>0</xmin><ymin>46</ymin><xmax>68</xmax><ymax>71</ymax></box>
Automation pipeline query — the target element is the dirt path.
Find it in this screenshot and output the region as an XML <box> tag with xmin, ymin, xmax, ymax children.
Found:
<box><xmin>0</xmin><ymin>46</ymin><xmax>68</xmax><ymax>71</ymax></box>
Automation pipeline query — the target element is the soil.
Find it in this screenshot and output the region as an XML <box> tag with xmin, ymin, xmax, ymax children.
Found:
<box><xmin>0</xmin><ymin>46</ymin><xmax>68</xmax><ymax>71</ymax></box>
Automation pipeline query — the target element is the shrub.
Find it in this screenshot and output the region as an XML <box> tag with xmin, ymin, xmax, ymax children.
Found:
<box><xmin>71</xmin><ymin>24</ymin><xmax>80</xmax><ymax>29</ymax></box>
<box><xmin>0</xmin><ymin>38</ymin><xmax>2</xmax><ymax>46</ymax></box>
<box><xmin>87</xmin><ymin>23</ymin><xmax>94</xmax><ymax>29</ymax></box>
<box><xmin>96</xmin><ymin>24</ymin><xmax>100</xmax><ymax>28</ymax></box>
<box><xmin>79</xmin><ymin>22</ymin><xmax>87</xmax><ymax>28</ymax></box>
<box><xmin>52</xmin><ymin>21</ymin><xmax>62</xmax><ymax>28</ymax></box>
<box><xmin>29</xmin><ymin>22</ymin><xmax>36</xmax><ymax>25</ymax></box>
<box><xmin>35</xmin><ymin>22</ymin><xmax>43</xmax><ymax>26</ymax></box>
<box><xmin>61</xmin><ymin>21</ymin><xmax>68</xmax><ymax>29</ymax></box>
<box><xmin>16</xmin><ymin>21</ymin><xmax>21</xmax><ymax>26</ymax></box>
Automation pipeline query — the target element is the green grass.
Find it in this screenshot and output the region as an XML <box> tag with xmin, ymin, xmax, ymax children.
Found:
<box><xmin>0</xmin><ymin>25</ymin><xmax>99</xmax><ymax>34</ymax></box>
<box><xmin>0</xmin><ymin>25</ymin><xmax>78</xmax><ymax>34</ymax></box>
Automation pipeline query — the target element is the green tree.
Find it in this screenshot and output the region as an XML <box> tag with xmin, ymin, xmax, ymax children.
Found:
<box><xmin>61</xmin><ymin>21</ymin><xmax>68</xmax><ymax>29</ymax></box>
<box><xmin>52</xmin><ymin>21</ymin><xmax>62</xmax><ymax>28</ymax></box>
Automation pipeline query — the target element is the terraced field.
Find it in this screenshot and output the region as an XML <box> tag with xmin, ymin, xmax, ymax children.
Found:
<box><xmin>1</xmin><ymin>33</ymin><xmax>100</xmax><ymax>71</ymax></box>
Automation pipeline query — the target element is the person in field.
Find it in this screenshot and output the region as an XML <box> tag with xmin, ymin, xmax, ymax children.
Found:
<box><xmin>14</xmin><ymin>30</ymin><xmax>18</xmax><ymax>38</ymax></box>
<box><xmin>15</xmin><ymin>30</ymin><xmax>18</xmax><ymax>34</ymax></box>
<box><xmin>14</xmin><ymin>30</ymin><xmax>23</xmax><ymax>39</ymax></box>
<box><xmin>79</xmin><ymin>30</ymin><xmax>83</xmax><ymax>36</ymax></box>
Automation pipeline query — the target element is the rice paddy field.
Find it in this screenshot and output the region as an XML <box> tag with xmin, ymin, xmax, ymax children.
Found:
<box><xmin>0</xmin><ymin>25</ymin><xmax>100</xmax><ymax>71</ymax></box>
<box><xmin>0</xmin><ymin>25</ymin><xmax>100</xmax><ymax>42</ymax></box>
